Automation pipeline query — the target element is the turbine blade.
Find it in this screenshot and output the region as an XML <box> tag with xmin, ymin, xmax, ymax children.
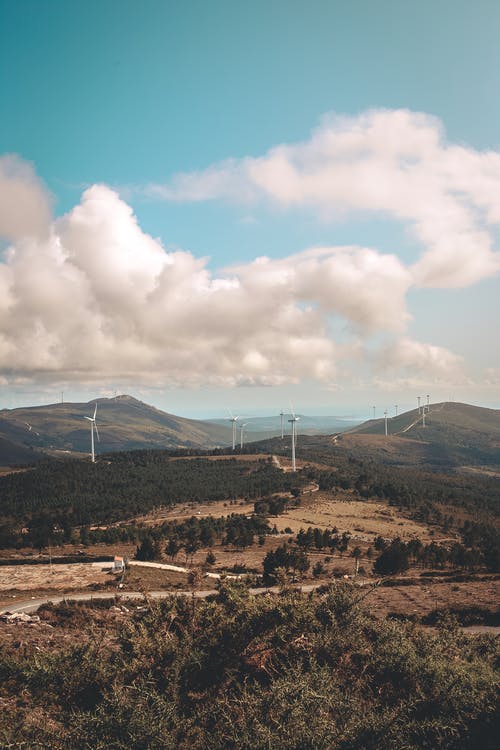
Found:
<box><xmin>84</xmin><ymin>416</ymin><xmax>92</xmax><ymax>421</ymax></box>
<box><xmin>94</xmin><ymin>422</ymin><xmax>100</xmax><ymax>442</ymax></box>
<box><xmin>93</xmin><ymin>404</ymin><xmax>97</xmax><ymax>419</ymax></box>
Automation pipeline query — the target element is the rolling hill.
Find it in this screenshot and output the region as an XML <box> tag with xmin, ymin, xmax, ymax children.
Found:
<box><xmin>344</xmin><ymin>401</ymin><xmax>500</xmax><ymax>467</ymax></box>
<box><xmin>0</xmin><ymin>395</ymin><xmax>233</xmax><ymax>460</ymax></box>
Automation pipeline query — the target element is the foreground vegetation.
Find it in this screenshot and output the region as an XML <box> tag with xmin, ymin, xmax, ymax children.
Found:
<box><xmin>1</xmin><ymin>583</ymin><xmax>498</xmax><ymax>749</ymax></box>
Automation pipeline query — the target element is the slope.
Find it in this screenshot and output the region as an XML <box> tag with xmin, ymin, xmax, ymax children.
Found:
<box><xmin>347</xmin><ymin>401</ymin><xmax>500</xmax><ymax>467</ymax></box>
<box><xmin>0</xmin><ymin>395</ymin><xmax>233</xmax><ymax>454</ymax></box>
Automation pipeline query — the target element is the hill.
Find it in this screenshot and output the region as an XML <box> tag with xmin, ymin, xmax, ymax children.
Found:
<box><xmin>345</xmin><ymin>401</ymin><xmax>500</xmax><ymax>467</ymax></box>
<box><xmin>0</xmin><ymin>395</ymin><xmax>232</xmax><ymax>457</ymax></box>
<box><xmin>0</xmin><ymin>435</ymin><xmax>44</xmax><ymax>467</ymax></box>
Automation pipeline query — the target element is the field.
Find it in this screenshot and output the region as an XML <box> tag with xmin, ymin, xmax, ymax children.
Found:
<box><xmin>271</xmin><ymin>490</ymin><xmax>439</xmax><ymax>540</ymax></box>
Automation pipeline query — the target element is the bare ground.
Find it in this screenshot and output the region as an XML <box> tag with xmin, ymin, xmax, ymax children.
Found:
<box><xmin>272</xmin><ymin>491</ymin><xmax>439</xmax><ymax>541</ymax></box>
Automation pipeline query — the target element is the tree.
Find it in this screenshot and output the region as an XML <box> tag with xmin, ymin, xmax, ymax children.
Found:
<box><xmin>373</xmin><ymin>539</ymin><xmax>409</xmax><ymax>576</ymax></box>
<box><xmin>205</xmin><ymin>550</ymin><xmax>216</xmax><ymax>566</ymax></box>
<box><xmin>135</xmin><ymin>536</ymin><xmax>162</xmax><ymax>562</ymax></box>
<box><xmin>165</xmin><ymin>537</ymin><xmax>182</xmax><ymax>560</ymax></box>
<box><xmin>312</xmin><ymin>561</ymin><xmax>324</xmax><ymax>578</ymax></box>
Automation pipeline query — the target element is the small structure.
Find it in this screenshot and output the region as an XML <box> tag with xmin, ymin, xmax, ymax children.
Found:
<box><xmin>112</xmin><ymin>556</ymin><xmax>125</xmax><ymax>573</ymax></box>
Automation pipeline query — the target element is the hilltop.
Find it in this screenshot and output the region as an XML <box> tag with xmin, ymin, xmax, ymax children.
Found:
<box><xmin>0</xmin><ymin>395</ymin><xmax>232</xmax><ymax>460</ymax></box>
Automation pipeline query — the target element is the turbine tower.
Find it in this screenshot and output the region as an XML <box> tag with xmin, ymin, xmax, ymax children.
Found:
<box><xmin>384</xmin><ymin>409</ymin><xmax>388</xmax><ymax>436</ymax></box>
<box><xmin>394</xmin><ymin>404</ymin><xmax>398</xmax><ymax>416</ymax></box>
<box><xmin>417</xmin><ymin>396</ymin><xmax>421</xmax><ymax>414</ymax></box>
<box><xmin>288</xmin><ymin>406</ymin><xmax>299</xmax><ymax>472</ymax></box>
<box><xmin>228</xmin><ymin>411</ymin><xmax>239</xmax><ymax>451</ymax></box>
<box><xmin>239</xmin><ymin>422</ymin><xmax>248</xmax><ymax>450</ymax></box>
<box><xmin>426</xmin><ymin>394</ymin><xmax>430</xmax><ymax>412</ymax></box>
<box><xmin>372</xmin><ymin>406</ymin><xmax>376</xmax><ymax>419</ymax></box>
<box><xmin>84</xmin><ymin>404</ymin><xmax>100</xmax><ymax>463</ymax></box>
<box><xmin>279</xmin><ymin>410</ymin><xmax>284</xmax><ymax>439</ymax></box>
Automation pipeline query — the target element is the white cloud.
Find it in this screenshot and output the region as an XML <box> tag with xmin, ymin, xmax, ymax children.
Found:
<box><xmin>376</xmin><ymin>337</ymin><xmax>465</xmax><ymax>379</ymax></box>
<box><xmin>150</xmin><ymin>109</ymin><xmax>500</xmax><ymax>289</ymax></box>
<box><xmin>0</xmin><ymin>155</ymin><xmax>468</xmax><ymax>391</ymax></box>
<box><xmin>0</xmin><ymin>155</ymin><xmax>52</xmax><ymax>241</ymax></box>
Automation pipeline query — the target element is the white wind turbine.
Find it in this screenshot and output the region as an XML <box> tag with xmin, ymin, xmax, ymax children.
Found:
<box><xmin>228</xmin><ymin>410</ymin><xmax>239</xmax><ymax>451</ymax></box>
<box><xmin>239</xmin><ymin>422</ymin><xmax>248</xmax><ymax>450</ymax></box>
<box><xmin>84</xmin><ymin>404</ymin><xmax>100</xmax><ymax>463</ymax></box>
<box><xmin>288</xmin><ymin>405</ymin><xmax>299</xmax><ymax>472</ymax></box>
<box><xmin>279</xmin><ymin>410</ymin><xmax>285</xmax><ymax>439</ymax></box>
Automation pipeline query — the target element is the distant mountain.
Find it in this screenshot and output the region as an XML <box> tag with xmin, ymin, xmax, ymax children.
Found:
<box><xmin>344</xmin><ymin>401</ymin><xmax>500</xmax><ymax>467</ymax></box>
<box><xmin>206</xmin><ymin>414</ymin><xmax>362</xmax><ymax>436</ymax></box>
<box><xmin>0</xmin><ymin>395</ymin><xmax>233</xmax><ymax>458</ymax></box>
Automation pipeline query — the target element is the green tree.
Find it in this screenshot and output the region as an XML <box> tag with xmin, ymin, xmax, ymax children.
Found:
<box><xmin>135</xmin><ymin>535</ymin><xmax>162</xmax><ymax>561</ymax></box>
<box><xmin>373</xmin><ymin>539</ymin><xmax>409</xmax><ymax>576</ymax></box>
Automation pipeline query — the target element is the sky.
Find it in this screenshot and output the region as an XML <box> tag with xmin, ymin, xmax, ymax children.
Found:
<box><xmin>1</xmin><ymin>0</ymin><xmax>500</xmax><ymax>418</ymax></box>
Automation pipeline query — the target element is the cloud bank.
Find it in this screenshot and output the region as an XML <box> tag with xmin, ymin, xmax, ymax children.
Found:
<box><xmin>1</xmin><ymin>110</ymin><xmax>485</xmax><ymax>392</ymax></box>
<box><xmin>150</xmin><ymin>109</ymin><xmax>500</xmax><ymax>289</ymax></box>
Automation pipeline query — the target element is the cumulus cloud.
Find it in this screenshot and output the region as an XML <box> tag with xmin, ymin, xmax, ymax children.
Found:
<box><xmin>375</xmin><ymin>337</ymin><xmax>465</xmax><ymax>380</ymax></box>
<box><xmin>0</xmin><ymin>155</ymin><xmax>467</xmax><ymax>390</ymax></box>
<box><xmin>0</xmin><ymin>155</ymin><xmax>52</xmax><ymax>241</ymax></box>
<box><xmin>150</xmin><ymin>109</ymin><xmax>500</xmax><ymax>288</ymax></box>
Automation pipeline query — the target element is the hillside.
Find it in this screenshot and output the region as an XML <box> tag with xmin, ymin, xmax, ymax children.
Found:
<box><xmin>0</xmin><ymin>436</ymin><xmax>44</xmax><ymax>467</ymax></box>
<box><xmin>0</xmin><ymin>395</ymin><xmax>232</xmax><ymax>457</ymax></box>
<box><xmin>345</xmin><ymin>401</ymin><xmax>500</xmax><ymax>467</ymax></box>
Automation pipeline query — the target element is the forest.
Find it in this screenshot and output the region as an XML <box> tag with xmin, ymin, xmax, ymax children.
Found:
<box><xmin>1</xmin><ymin>583</ymin><xmax>498</xmax><ymax>749</ymax></box>
<box><xmin>248</xmin><ymin>436</ymin><xmax>500</xmax><ymax>519</ymax></box>
<box><xmin>0</xmin><ymin>451</ymin><xmax>304</xmax><ymax>528</ymax></box>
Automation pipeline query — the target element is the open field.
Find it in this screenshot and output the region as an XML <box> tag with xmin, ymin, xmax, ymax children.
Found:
<box><xmin>272</xmin><ymin>491</ymin><xmax>441</xmax><ymax>541</ymax></box>
<box><xmin>0</xmin><ymin>560</ymin><xmax>191</xmax><ymax>609</ymax></box>
<box><xmin>367</xmin><ymin>577</ymin><xmax>500</xmax><ymax>621</ymax></box>
<box><xmin>131</xmin><ymin>497</ymin><xmax>256</xmax><ymax>525</ymax></box>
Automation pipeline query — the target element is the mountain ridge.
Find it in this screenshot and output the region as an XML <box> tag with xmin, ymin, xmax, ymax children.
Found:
<box><xmin>0</xmin><ymin>395</ymin><xmax>233</xmax><ymax>460</ymax></box>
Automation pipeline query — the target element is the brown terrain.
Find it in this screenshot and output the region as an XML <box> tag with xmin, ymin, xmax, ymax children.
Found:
<box><xmin>1</xmin><ymin>486</ymin><xmax>498</xmax><ymax>629</ymax></box>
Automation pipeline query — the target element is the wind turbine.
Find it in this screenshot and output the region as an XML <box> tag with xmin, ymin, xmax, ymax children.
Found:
<box><xmin>384</xmin><ymin>409</ymin><xmax>388</xmax><ymax>436</ymax></box>
<box><xmin>239</xmin><ymin>422</ymin><xmax>248</xmax><ymax>450</ymax></box>
<box><xmin>84</xmin><ymin>404</ymin><xmax>100</xmax><ymax>463</ymax></box>
<box><xmin>288</xmin><ymin>405</ymin><xmax>299</xmax><ymax>472</ymax></box>
<box><xmin>417</xmin><ymin>396</ymin><xmax>421</xmax><ymax>414</ymax></box>
<box><xmin>228</xmin><ymin>411</ymin><xmax>239</xmax><ymax>451</ymax></box>
<box><xmin>394</xmin><ymin>404</ymin><xmax>398</xmax><ymax>416</ymax></box>
<box><xmin>372</xmin><ymin>406</ymin><xmax>376</xmax><ymax>419</ymax></box>
<box><xmin>426</xmin><ymin>394</ymin><xmax>430</xmax><ymax>412</ymax></box>
<box><xmin>279</xmin><ymin>410</ymin><xmax>285</xmax><ymax>439</ymax></box>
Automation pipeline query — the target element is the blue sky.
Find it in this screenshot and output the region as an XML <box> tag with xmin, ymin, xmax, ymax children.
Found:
<box><xmin>1</xmin><ymin>0</ymin><xmax>499</xmax><ymax>417</ymax></box>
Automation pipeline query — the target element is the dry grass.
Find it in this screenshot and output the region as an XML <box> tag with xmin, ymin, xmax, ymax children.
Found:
<box><xmin>367</xmin><ymin>578</ymin><xmax>500</xmax><ymax>621</ymax></box>
<box><xmin>132</xmin><ymin>498</ymin><xmax>255</xmax><ymax>525</ymax></box>
<box><xmin>272</xmin><ymin>491</ymin><xmax>439</xmax><ymax>541</ymax></box>
<box><xmin>0</xmin><ymin>562</ymin><xmax>111</xmax><ymax>594</ymax></box>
